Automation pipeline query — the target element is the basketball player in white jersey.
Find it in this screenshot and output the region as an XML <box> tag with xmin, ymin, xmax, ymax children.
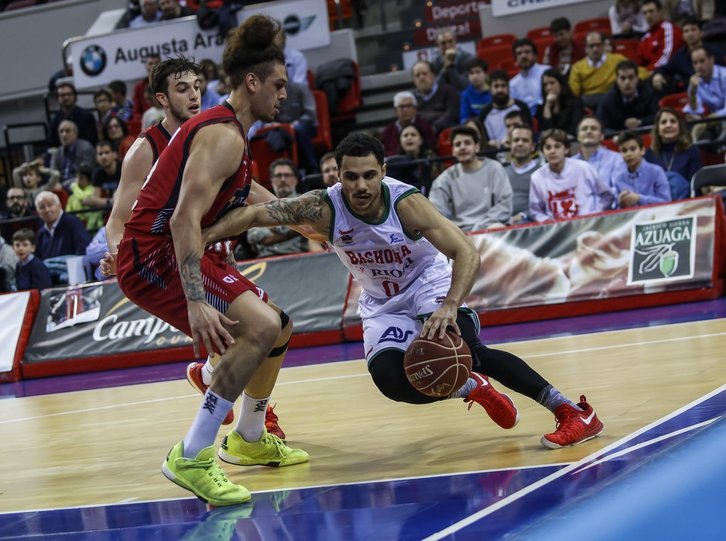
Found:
<box><xmin>202</xmin><ymin>132</ymin><xmax>603</xmax><ymax>448</ymax></box>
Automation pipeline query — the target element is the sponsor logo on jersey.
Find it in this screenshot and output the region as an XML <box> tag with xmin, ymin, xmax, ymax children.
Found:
<box><xmin>335</xmin><ymin>228</ymin><xmax>354</xmax><ymax>246</ymax></box>
<box><xmin>390</xmin><ymin>233</ymin><xmax>405</xmax><ymax>244</ymax></box>
<box><xmin>344</xmin><ymin>245</ymin><xmax>412</xmax><ymax>265</ymax></box>
<box><xmin>378</xmin><ymin>326</ymin><xmax>414</xmax><ymax>344</ymax></box>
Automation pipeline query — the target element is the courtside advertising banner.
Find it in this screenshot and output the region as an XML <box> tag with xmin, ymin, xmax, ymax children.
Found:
<box><xmin>23</xmin><ymin>251</ymin><xmax>349</xmax><ymax>364</ymax></box>
<box><xmin>69</xmin><ymin>0</ymin><xmax>331</xmax><ymax>89</ymax></box>
<box><xmin>0</xmin><ymin>291</ymin><xmax>32</xmax><ymax>375</ymax></box>
<box><xmin>342</xmin><ymin>198</ymin><xmax>718</xmax><ymax>327</ymax></box>
<box><xmin>491</xmin><ymin>0</ymin><xmax>600</xmax><ymax>17</ymax></box>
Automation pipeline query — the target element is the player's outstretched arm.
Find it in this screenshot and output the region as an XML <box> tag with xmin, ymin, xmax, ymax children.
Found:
<box><xmin>171</xmin><ymin>123</ymin><xmax>242</xmax><ymax>357</ymax></box>
<box><xmin>397</xmin><ymin>193</ymin><xmax>480</xmax><ymax>340</ymax></box>
<box><xmin>205</xmin><ymin>189</ymin><xmax>330</xmax><ymax>245</ymax></box>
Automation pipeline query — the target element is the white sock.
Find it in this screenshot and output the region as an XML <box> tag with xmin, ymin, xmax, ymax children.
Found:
<box><xmin>182</xmin><ymin>389</ymin><xmax>234</xmax><ymax>458</ymax></box>
<box><xmin>201</xmin><ymin>356</ymin><xmax>215</xmax><ymax>386</ymax></box>
<box><xmin>235</xmin><ymin>392</ymin><xmax>269</xmax><ymax>443</ymax></box>
<box><xmin>450</xmin><ymin>377</ymin><xmax>478</xmax><ymax>399</ymax></box>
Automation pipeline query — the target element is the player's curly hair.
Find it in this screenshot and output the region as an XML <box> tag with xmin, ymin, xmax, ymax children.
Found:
<box><xmin>223</xmin><ymin>15</ymin><xmax>285</xmax><ymax>88</ymax></box>
<box><xmin>335</xmin><ymin>133</ymin><xmax>385</xmax><ymax>167</ymax></box>
<box><xmin>150</xmin><ymin>57</ymin><xmax>202</xmax><ymax>95</ymax></box>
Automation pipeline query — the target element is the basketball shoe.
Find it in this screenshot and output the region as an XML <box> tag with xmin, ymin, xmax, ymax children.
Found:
<box><xmin>265</xmin><ymin>403</ymin><xmax>286</xmax><ymax>440</ymax></box>
<box><xmin>186</xmin><ymin>362</ymin><xmax>235</xmax><ymax>425</ymax></box>
<box><xmin>218</xmin><ymin>429</ymin><xmax>309</xmax><ymax>467</ymax></box>
<box><xmin>162</xmin><ymin>441</ymin><xmax>251</xmax><ymax>506</ymax></box>
<box><xmin>465</xmin><ymin>372</ymin><xmax>520</xmax><ymax>429</ymax></box>
<box><xmin>541</xmin><ymin>395</ymin><xmax>604</xmax><ymax>449</ymax></box>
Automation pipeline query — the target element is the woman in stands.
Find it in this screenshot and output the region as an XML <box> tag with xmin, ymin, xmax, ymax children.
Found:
<box><xmin>536</xmin><ymin>68</ymin><xmax>585</xmax><ymax>137</ymax></box>
<box><xmin>385</xmin><ymin>124</ymin><xmax>442</xmax><ymax>196</ymax></box>
<box><xmin>102</xmin><ymin>116</ymin><xmax>135</xmax><ymax>160</ymax></box>
<box><xmin>645</xmin><ymin>107</ymin><xmax>702</xmax><ymax>200</ymax></box>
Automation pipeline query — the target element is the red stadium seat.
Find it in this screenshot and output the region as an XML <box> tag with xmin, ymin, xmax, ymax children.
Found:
<box><xmin>311</xmin><ymin>90</ymin><xmax>333</xmax><ymax>152</ymax></box>
<box><xmin>477</xmin><ymin>44</ymin><xmax>514</xmax><ymax>69</ymax></box>
<box><xmin>307</xmin><ymin>70</ymin><xmax>316</xmax><ymax>90</ymax></box>
<box><xmin>437</xmin><ymin>127</ymin><xmax>453</xmax><ymax>157</ymax></box>
<box><xmin>658</xmin><ymin>92</ymin><xmax>689</xmax><ymax>111</ymax></box>
<box><xmin>478</xmin><ymin>34</ymin><xmax>517</xmax><ymax>49</ymax></box>
<box><xmin>532</xmin><ymin>36</ymin><xmax>556</xmax><ymax>62</ymax></box>
<box><xmin>526</xmin><ymin>27</ymin><xmax>552</xmax><ymax>40</ymax></box>
<box><xmin>573</xmin><ymin>17</ymin><xmax>611</xmax><ymax>35</ymax></box>
<box><xmin>613</xmin><ymin>39</ymin><xmax>641</xmax><ymax>61</ymax></box>
<box><xmin>249</xmin><ymin>124</ymin><xmax>299</xmax><ymax>189</ymax></box>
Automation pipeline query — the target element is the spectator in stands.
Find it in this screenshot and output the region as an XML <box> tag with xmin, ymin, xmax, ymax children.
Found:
<box><xmin>129</xmin><ymin>0</ymin><xmax>161</xmax><ymax>28</ymax></box>
<box><xmin>569</xmin><ymin>31</ymin><xmax>630</xmax><ymax>110</ymax></box>
<box><xmin>276</xmin><ymin>26</ymin><xmax>308</xmax><ymax>86</ymax></box>
<box><xmin>141</xmin><ymin>85</ymin><xmax>164</xmax><ymax>128</ymax></box>
<box><xmin>1</xmin><ymin>187</ymin><xmax>37</xmax><ymax>244</ymax></box>
<box><xmin>509</xmin><ymin>38</ymin><xmax>550</xmax><ymax>116</ymax></box>
<box><xmin>273</xmin><ymin>80</ymin><xmax>319</xmax><ymax>174</ymax></box>
<box><xmin>609</xmin><ymin>0</ymin><xmax>649</xmax><ymax>36</ymax></box>
<box><xmin>159</xmin><ymin>0</ymin><xmax>193</xmax><ymax>20</ymax></box>
<box><xmin>133</xmin><ymin>53</ymin><xmax>160</xmax><ymax>120</ymax></box>
<box><xmin>411</xmin><ymin>61</ymin><xmax>460</xmax><ymax>134</ymax></box>
<box><xmin>380</xmin><ymin>91</ymin><xmax>436</xmax><ymax>156</ymax></box>
<box><xmin>685</xmin><ymin>47</ymin><xmax>726</xmax><ymax>142</ymax></box>
<box><xmin>529</xmin><ymin>129</ymin><xmax>614</xmax><ymax>222</ymax></box>
<box><xmin>34</xmin><ymin>191</ymin><xmax>90</xmax><ymax>263</ymax></box>
<box><xmin>639</xmin><ymin>0</ymin><xmax>683</xmax><ymax>70</ymax></box>
<box><xmin>504</xmin><ymin>125</ymin><xmax>543</xmax><ymax>224</ymax></box>
<box><xmin>50</xmin><ymin>120</ymin><xmax>96</xmax><ymax>184</ymax></box>
<box><xmin>429</xmin><ymin>126</ymin><xmax>513</xmax><ymax>231</ymax></box>
<box><xmin>646</xmin><ymin>107</ymin><xmax>702</xmax><ymax>199</ymax></box>
<box><xmin>542</xmin><ymin>17</ymin><xmax>585</xmax><ymax>74</ymax></box>
<box><xmin>91</xmin><ymin>140</ymin><xmax>122</xmax><ymax>201</ymax></box>
<box><xmin>93</xmin><ymin>89</ymin><xmax>114</xmax><ymax>142</ymax></box>
<box><xmin>320</xmin><ymin>152</ymin><xmax>339</xmax><ymax>187</ymax></box>
<box><xmin>651</xmin><ymin>16</ymin><xmax>720</xmax><ymax>95</ymax></box>
<box><xmin>597</xmin><ymin>59</ymin><xmax>658</xmax><ymax>133</ymax></box>
<box><xmin>430</xmin><ymin>28</ymin><xmax>474</xmax><ymax>91</ymax></box>
<box><xmin>385</xmin><ymin>124</ymin><xmax>442</xmax><ymax>196</ymax></box>
<box><xmin>463</xmin><ymin>117</ymin><xmax>487</xmax><ymax>144</ymax></box>
<box><xmin>199</xmin><ymin>70</ymin><xmax>222</xmax><ymax>111</ymax></box>
<box><xmin>199</xmin><ymin>59</ymin><xmax>221</xmax><ymax>94</ymax></box>
<box><xmin>102</xmin><ymin>116</ymin><xmax>135</xmax><ymax>159</ymax></box>
<box><xmin>536</xmin><ymin>68</ymin><xmax>585</xmax><ymax>136</ymax></box>
<box><xmin>478</xmin><ymin>69</ymin><xmax>532</xmax><ymax>150</ymax></box>
<box><xmin>614</xmin><ymin>130</ymin><xmax>672</xmax><ymax>207</ymax></box>
<box><xmin>247</xmin><ymin>159</ymin><xmax>310</xmax><ymax>257</ymax></box>
<box><xmin>48</xmin><ymin>83</ymin><xmax>97</xmax><ymax>147</ymax></box>
<box><xmin>66</xmin><ymin>166</ymin><xmax>105</xmax><ymax>231</ymax></box>
<box><xmin>573</xmin><ymin>115</ymin><xmax>627</xmax><ymax>191</ymax></box>
<box><xmin>13</xmin><ymin>159</ymin><xmax>60</xmax><ymax>195</ymax></box>
<box><xmin>12</xmin><ymin>228</ymin><xmax>51</xmax><ymax>291</ymax></box>
<box><xmin>496</xmin><ymin>109</ymin><xmax>531</xmax><ymax>163</ymax></box>
<box><xmin>0</xmin><ymin>227</ymin><xmax>18</xmax><ymax>293</ymax></box>
<box><xmin>108</xmin><ymin>80</ymin><xmax>134</xmax><ymax>121</ymax></box>
<box><xmin>459</xmin><ymin>58</ymin><xmax>491</xmax><ymax>123</ymax></box>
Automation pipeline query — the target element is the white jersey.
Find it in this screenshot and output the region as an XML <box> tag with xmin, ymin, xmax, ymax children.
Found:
<box><xmin>325</xmin><ymin>177</ymin><xmax>452</xmax><ymax>302</ymax></box>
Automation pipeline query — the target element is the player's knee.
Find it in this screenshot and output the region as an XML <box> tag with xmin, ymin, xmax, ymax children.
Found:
<box><xmin>250</xmin><ymin>308</ymin><xmax>281</xmax><ymax>350</ymax></box>
<box><xmin>368</xmin><ymin>351</ymin><xmax>437</xmax><ymax>404</ymax></box>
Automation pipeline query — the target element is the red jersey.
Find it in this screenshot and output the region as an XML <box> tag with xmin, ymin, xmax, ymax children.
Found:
<box><xmin>640</xmin><ymin>21</ymin><xmax>683</xmax><ymax>71</ymax></box>
<box><xmin>126</xmin><ymin>102</ymin><xmax>252</xmax><ymax>237</ymax></box>
<box><xmin>139</xmin><ymin>120</ymin><xmax>172</xmax><ymax>163</ymax></box>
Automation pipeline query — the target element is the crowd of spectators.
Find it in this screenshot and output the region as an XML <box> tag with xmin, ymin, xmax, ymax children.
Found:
<box><xmin>1</xmin><ymin>0</ymin><xmax>726</xmax><ymax>295</ymax></box>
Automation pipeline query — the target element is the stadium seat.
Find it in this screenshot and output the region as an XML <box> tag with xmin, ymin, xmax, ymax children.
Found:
<box><xmin>658</xmin><ymin>92</ymin><xmax>689</xmax><ymax>111</ymax></box>
<box><xmin>328</xmin><ymin>0</ymin><xmax>353</xmax><ymax>30</ymax></box>
<box><xmin>526</xmin><ymin>27</ymin><xmax>552</xmax><ymax>40</ymax></box>
<box><xmin>690</xmin><ymin>163</ymin><xmax>726</xmax><ymax>197</ymax></box>
<box><xmin>249</xmin><ymin>124</ymin><xmax>299</xmax><ymax>189</ymax></box>
<box><xmin>332</xmin><ymin>61</ymin><xmax>362</xmax><ymax>121</ymax></box>
<box><xmin>307</xmin><ymin>70</ymin><xmax>316</xmax><ymax>90</ymax></box>
<box><xmin>532</xmin><ymin>36</ymin><xmax>556</xmax><ymax>62</ymax></box>
<box><xmin>311</xmin><ymin>89</ymin><xmax>333</xmax><ymax>152</ymax></box>
<box><xmin>478</xmin><ymin>34</ymin><xmax>517</xmax><ymax>49</ymax></box>
<box><xmin>613</xmin><ymin>39</ymin><xmax>641</xmax><ymax>61</ymax></box>
<box><xmin>437</xmin><ymin>127</ymin><xmax>453</xmax><ymax>157</ymax></box>
<box><xmin>573</xmin><ymin>17</ymin><xmax>611</xmax><ymax>35</ymax></box>
<box><xmin>478</xmin><ymin>44</ymin><xmax>515</xmax><ymax>69</ymax></box>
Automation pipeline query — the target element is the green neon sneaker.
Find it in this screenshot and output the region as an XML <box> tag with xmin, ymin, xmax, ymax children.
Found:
<box><xmin>218</xmin><ymin>429</ymin><xmax>309</xmax><ymax>467</ymax></box>
<box><xmin>161</xmin><ymin>441</ymin><xmax>251</xmax><ymax>506</ymax></box>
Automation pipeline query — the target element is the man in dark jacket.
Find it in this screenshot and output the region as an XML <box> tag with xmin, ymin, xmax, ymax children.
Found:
<box><xmin>412</xmin><ymin>61</ymin><xmax>460</xmax><ymax>134</ymax></box>
<box><xmin>48</xmin><ymin>83</ymin><xmax>97</xmax><ymax>147</ymax></box>
<box><xmin>34</xmin><ymin>191</ymin><xmax>90</xmax><ymax>261</ymax></box>
<box><xmin>597</xmin><ymin>59</ymin><xmax>658</xmax><ymax>134</ymax></box>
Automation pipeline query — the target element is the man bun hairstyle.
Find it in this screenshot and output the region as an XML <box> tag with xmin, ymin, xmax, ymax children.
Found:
<box><xmin>224</xmin><ymin>15</ymin><xmax>286</xmax><ymax>88</ymax></box>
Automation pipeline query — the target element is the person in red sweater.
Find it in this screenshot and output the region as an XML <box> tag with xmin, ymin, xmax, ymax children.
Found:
<box><xmin>132</xmin><ymin>53</ymin><xmax>161</xmax><ymax>120</ymax></box>
<box><xmin>639</xmin><ymin>0</ymin><xmax>683</xmax><ymax>70</ymax></box>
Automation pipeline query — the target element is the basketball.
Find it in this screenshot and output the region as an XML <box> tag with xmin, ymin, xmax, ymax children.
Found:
<box><xmin>404</xmin><ymin>331</ymin><xmax>472</xmax><ymax>397</ymax></box>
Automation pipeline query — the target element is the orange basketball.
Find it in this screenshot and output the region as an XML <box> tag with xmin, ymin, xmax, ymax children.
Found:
<box><xmin>404</xmin><ymin>331</ymin><xmax>472</xmax><ymax>397</ymax></box>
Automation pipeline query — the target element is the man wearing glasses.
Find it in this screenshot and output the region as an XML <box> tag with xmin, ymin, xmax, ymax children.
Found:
<box><xmin>48</xmin><ymin>82</ymin><xmax>97</xmax><ymax>147</ymax></box>
<box><xmin>379</xmin><ymin>91</ymin><xmax>436</xmax><ymax>156</ymax></box>
<box><xmin>569</xmin><ymin>31</ymin><xmax>630</xmax><ymax>110</ymax></box>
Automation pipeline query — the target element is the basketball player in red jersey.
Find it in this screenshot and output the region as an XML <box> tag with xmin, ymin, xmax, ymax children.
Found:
<box><xmin>102</xmin><ymin>57</ymin><xmax>286</xmax><ymax>438</ymax></box>
<box><xmin>115</xmin><ymin>16</ymin><xmax>312</xmax><ymax>506</ymax></box>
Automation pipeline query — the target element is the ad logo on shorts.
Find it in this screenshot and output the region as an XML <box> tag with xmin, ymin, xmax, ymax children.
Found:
<box><xmin>628</xmin><ymin>217</ymin><xmax>695</xmax><ymax>285</ymax></box>
<box><xmin>378</xmin><ymin>326</ymin><xmax>414</xmax><ymax>344</ymax></box>
<box><xmin>222</xmin><ymin>275</ymin><xmax>239</xmax><ymax>284</ymax></box>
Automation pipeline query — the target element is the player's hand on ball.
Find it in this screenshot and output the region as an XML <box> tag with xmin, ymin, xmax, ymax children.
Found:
<box><xmin>421</xmin><ymin>301</ymin><xmax>460</xmax><ymax>341</ymax></box>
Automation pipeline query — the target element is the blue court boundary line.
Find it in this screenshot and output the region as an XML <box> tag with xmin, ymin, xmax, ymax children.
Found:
<box><xmin>421</xmin><ymin>383</ymin><xmax>726</xmax><ymax>541</ymax></box>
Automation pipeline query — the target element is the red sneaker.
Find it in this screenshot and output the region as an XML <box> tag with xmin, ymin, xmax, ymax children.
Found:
<box><xmin>541</xmin><ymin>395</ymin><xmax>603</xmax><ymax>449</ymax></box>
<box><xmin>265</xmin><ymin>403</ymin><xmax>286</xmax><ymax>441</ymax></box>
<box><xmin>465</xmin><ymin>372</ymin><xmax>519</xmax><ymax>429</ymax></box>
<box><xmin>186</xmin><ymin>362</ymin><xmax>235</xmax><ymax>425</ymax></box>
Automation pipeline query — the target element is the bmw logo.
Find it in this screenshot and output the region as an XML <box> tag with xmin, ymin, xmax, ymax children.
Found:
<box><xmin>80</xmin><ymin>44</ymin><xmax>107</xmax><ymax>77</ymax></box>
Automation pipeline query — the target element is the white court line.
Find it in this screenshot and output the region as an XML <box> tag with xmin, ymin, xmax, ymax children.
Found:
<box><xmin>2</xmin><ymin>329</ymin><xmax>723</xmax><ymax>425</ymax></box>
<box><xmin>572</xmin><ymin>416</ymin><xmax>722</xmax><ymax>474</ymax></box>
<box><xmin>421</xmin><ymin>383</ymin><xmax>726</xmax><ymax>541</ymax></box>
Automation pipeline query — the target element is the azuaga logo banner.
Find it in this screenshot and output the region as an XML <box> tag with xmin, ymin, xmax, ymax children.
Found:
<box><xmin>628</xmin><ymin>217</ymin><xmax>696</xmax><ymax>285</ymax></box>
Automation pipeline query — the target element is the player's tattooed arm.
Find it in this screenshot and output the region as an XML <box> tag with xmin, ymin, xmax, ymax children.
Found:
<box><xmin>179</xmin><ymin>254</ymin><xmax>206</xmax><ymax>302</ymax></box>
<box><xmin>262</xmin><ymin>190</ymin><xmax>327</xmax><ymax>225</ymax></box>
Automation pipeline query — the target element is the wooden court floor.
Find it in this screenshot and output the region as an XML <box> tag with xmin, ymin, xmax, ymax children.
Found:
<box><xmin>1</xmin><ymin>318</ymin><xmax>724</xmax><ymax>513</ymax></box>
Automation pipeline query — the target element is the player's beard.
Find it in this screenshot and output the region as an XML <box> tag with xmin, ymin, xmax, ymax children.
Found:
<box><xmin>169</xmin><ymin>102</ymin><xmax>193</xmax><ymax>123</ymax></box>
